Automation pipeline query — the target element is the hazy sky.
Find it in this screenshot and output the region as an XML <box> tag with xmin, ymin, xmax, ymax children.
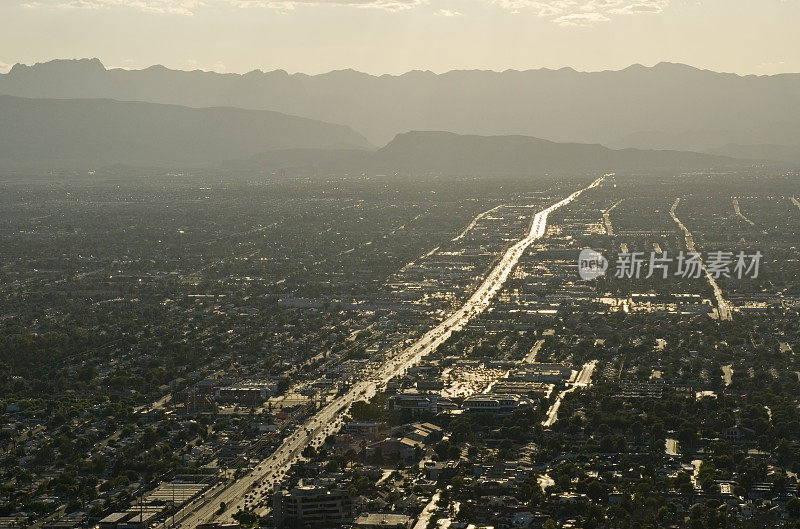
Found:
<box><xmin>0</xmin><ymin>0</ymin><xmax>797</xmax><ymax>75</ymax></box>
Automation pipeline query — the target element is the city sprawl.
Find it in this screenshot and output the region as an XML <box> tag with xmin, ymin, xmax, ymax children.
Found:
<box><xmin>1</xmin><ymin>169</ymin><xmax>800</xmax><ymax>529</ymax></box>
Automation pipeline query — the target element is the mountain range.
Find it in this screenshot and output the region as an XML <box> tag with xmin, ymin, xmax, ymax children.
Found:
<box><xmin>0</xmin><ymin>95</ymin><xmax>370</xmax><ymax>169</ymax></box>
<box><xmin>0</xmin><ymin>94</ymin><xmax>743</xmax><ymax>173</ymax></box>
<box><xmin>2</xmin><ymin>58</ymin><xmax>799</xmax><ymax>156</ymax></box>
<box><xmin>223</xmin><ymin>131</ymin><xmax>741</xmax><ymax>176</ymax></box>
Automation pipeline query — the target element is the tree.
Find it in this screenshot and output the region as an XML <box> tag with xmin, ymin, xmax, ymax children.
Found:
<box><xmin>276</xmin><ymin>378</ymin><xmax>291</xmax><ymax>395</ymax></box>
<box><xmin>697</xmin><ymin>461</ymin><xmax>717</xmax><ymax>492</ymax></box>
<box><xmin>232</xmin><ymin>510</ymin><xmax>259</xmax><ymax>528</ymax></box>
<box><xmin>787</xmin><ymin>497</ymin><xmax>800</xmax><ymax>519</ymax></box>
<box><xmin>457</xmin><ymin>502</ymin><xmax>475</xmax><ymax>522</ymax></box>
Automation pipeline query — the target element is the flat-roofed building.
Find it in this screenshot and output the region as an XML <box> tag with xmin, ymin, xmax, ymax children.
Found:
<box><xmin>273</xmin><ymin>486</ymin><xmax>352</xmax><ymax>528</ymax></box>
<box><xmin>353</xmin><ymin>513</ymin><xmax>414</xmax><ymax>529</ymax></box>
<box><xmin>98</xmin><ymin>512</ymin><xmax>132</xmax><ymax>529</ymax></box>
<box><xmin>462</xmin><ymin>394</ymin><xmax>534</xmax><ymax>415</ymax></box>
<box><xmin>387</xmin><ymin>392</ymin><xmax>456</xmax><ymax>415</ymax></box>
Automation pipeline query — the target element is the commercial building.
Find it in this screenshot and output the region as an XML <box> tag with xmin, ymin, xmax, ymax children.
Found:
<box><xmin>365</xmin><ymin>437</ymin><xmax>424</xmax><ymax>464</ymax></box>
<box><xmin>462</xmin><ymin>394</ymin><xmax>534</xmax><ymax>415</ymax></box>
<box><xmin>215</xmin><ymin>384</ymin><xmax>273</xmax><ymax>406</ymax></box>
<box><xmin>353</xmin><ymin>513</ymin><xmax>414</xmax><ymax>529</ymax></box>
<box><xmin>386</xmin><ymin>392</ymin><xmax>456</xmax><ymax>415</ymax></box>
<box><xmin>272</xmin><ymin>486</ymin><xmax>352</xmax><ymax>528</ymax></box>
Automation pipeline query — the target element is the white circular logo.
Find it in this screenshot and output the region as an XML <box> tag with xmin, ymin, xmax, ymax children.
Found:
<box><xmin>578</xmin><ymin>248</ymin><xmax>608</xmax><ymax>280</ymax></box>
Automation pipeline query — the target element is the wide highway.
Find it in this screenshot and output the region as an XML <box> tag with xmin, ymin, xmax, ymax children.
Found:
<box><xmin>670</xmin><ymin>197</ymin><xmax>733</xmax><ymax>321</ymax></box>
<box><xmin>173</xmin><ymin>176</ymin><xmax>603</xmax><ymax>528</ymax></box>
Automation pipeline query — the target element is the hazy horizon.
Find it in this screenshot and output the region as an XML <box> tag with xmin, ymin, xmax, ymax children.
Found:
<box><xmin>2</xmin><ymin>0</ymin><xmax>799</xmax><ymax>76</ymax></box>
<box><xmin>5</xmin><ymin>57</ymin><xmax>800</xmax><ymax>77</ymax></box>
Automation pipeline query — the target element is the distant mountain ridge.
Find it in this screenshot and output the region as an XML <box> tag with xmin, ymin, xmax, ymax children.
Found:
<box><xmin>375</xmin><ymin>131</ymin><xmax>737</xmax><ymax>172</ymax></box>
<box><xmin>0</xmin><ymin>95</ymin><xmax>371</xmax><ymax>169</ymax></box>
<box><xmin>0</xmin><ymin>96</ymin><xmax>761</xmax><ymax>174</ymax></box>
<box><xmin>2</xmin><ymin>58</ymin><xmax>800</xmax><ymax>153</ymax></box>
<box><xmin>706</xmin><ymin>143</ymin><xmax>800</xmax><ymax>164</ymax></box>
<box><xmin>223</xmin><ymin>131</ymin><xmax>747</xmax><ymax>175</ymax></box>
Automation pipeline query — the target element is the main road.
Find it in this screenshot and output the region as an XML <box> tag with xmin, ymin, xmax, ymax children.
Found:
<box><xmin>670</xmin><ymin>198</ymin><xmax>733</xmax><ymax>321</ymax></box>
<box><xmin>542</xmin><ymin>360</ymin><xmax>598</xmax><ymax>428</ymax></box>
<box><xmin>173</xmin><ymin>176</ymin><xmax>603</xmax><ymax>528</ymax></box>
